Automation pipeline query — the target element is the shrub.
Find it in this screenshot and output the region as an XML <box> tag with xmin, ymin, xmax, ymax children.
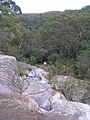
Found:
<box><xmin>30</xmin><ymin>56</ymin><xmax>37</xmax><ymax>65</ymax></box>
<box><xmin>18</xmin><ymin>65</ymin><xmax>26</xmax><ymax>76</ymax></box>
<box><xmin>59</xmin><ymin>81</ymin><xmax>76</xmax><ymax>101</ymax></box>
<box><xmin>48</xmin><ymin>64</ymin><xmax>58</xmax><ymax>76</ymax></box>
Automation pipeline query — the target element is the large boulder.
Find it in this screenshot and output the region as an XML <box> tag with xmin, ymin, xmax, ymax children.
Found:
<box><xmin>22</xmin><ymin>79</ymin><xmax>66</xmax><ymax>111</ymax></box>
<box><xmin>0</xmin><ymin>93</ymin><xmax>90</xmax><ymax>120</ymax></box>
<box><xmin>0</xmin><ymin>55</ymin><xmax>22</xmax><ymax>94</ymax></box>
<box><xmin>0</xmin><ymin>93</ymin><xmax>46</xmax><ymax>120</ymax></box>
<box><xmin>49</xmin><ymin>93</ymin><xmax>90</xmax><ymax>120</ymax></box>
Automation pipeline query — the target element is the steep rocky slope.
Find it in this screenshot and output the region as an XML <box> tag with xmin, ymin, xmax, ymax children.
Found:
<box><xmin>0</xmin><ymin>55</ymin><xmax>90</xmax><ymax>120</ymax></box>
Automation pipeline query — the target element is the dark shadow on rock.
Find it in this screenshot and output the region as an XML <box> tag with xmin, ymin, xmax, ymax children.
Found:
<box><xmin>30</xmin><ymin>96</ymin><xmax>53</xmax><ymax>111</ymax></box>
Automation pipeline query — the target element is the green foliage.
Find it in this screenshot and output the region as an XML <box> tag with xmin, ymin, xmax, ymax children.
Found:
<box><xmin>75</xmin><ymin>50</ymin><xmax>90</xmax><ymax>79</ymax></box>
<box><xmin>81</xmin><ymin>5</ymin><xmax>90</xmax><ymax>10</ymax></box>
<box><xmin>1</xmin><ymin>5</ymin><xmax>90</xmax><ymax>80</ymax></box>
<box><xmin>18</xmin><ymin>64</ymin><xmax>26</xmax><ymax>76</ymax></box>
<box><xmin>30</xmin><ymin>56</ymin><xmax>37</xmax><ymax>65</ymax></box>
<box><xmin>48</xmin><ymin>64</ymin><xmax>58</xmax><ymax>76</ymax></box>
<box><xmin>48</xmin><ymin>52</ymin><xmax>60</xmax><ymax>63</ymax></box>
<box><xmin>59</xmin><ymin>81</ymin><xmax>76</xmax><ymax>100</ymax></box>
<box><xmin>55</xmin><ymin>59</ymin><xmax>74</xmax><ymax>75</ymax></box>
<box><xmin>81</xmin><ymin>81</ymin><xmax>90</xmax><ymax>104</ymax></box>
<box><xmin>47</xmin><ymin>59</ymin><xmax>75</xmax><ymax>79</ymax></box>
<box><xmin>0</xmin><ymin>5</ymin><xmax>14</xmax><ymax>15</ymax></box>
<box><xmin>17</xmin><ymin>8</ymin><xmax>90</xmax><ymax>80</ymax></box>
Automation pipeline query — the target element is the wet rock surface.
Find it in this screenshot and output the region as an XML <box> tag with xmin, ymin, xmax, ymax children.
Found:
<box><xmin>0</xmin><ymin>55</ymin><xmax>90</xmax><ymax>120</ymax></box>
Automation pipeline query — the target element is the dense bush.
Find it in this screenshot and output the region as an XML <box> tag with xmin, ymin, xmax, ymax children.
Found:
<box><xmin>0</xmin><ymin>4</ymin><xmax>90</xmax><ymax>79</ymax></box>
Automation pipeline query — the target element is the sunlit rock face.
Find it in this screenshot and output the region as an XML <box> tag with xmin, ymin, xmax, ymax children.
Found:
<box><xmin>0</xmin><ymin>55</ymin><xmax>20</xmax><ymax>94</ymax></box>
<box><xmin>0</xmin><ymin>55</ymin><xmax>90</xmax><ymax>120</ymax></box>
<box><xmin>22</xmin><ymin>78</ymin><xmax>66</xmax><ymax>111</ymax></box>
<box><xmin>50</xmin><ymin>93</ymin><xmax>90</xmax><ymax>120</ymax></box>
<box><xmin>0</xmin><ymin>94</ymin><xmax>45</xmax><ymax>120</ymax></box>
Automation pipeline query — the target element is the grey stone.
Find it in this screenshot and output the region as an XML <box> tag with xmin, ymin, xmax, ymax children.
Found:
<box><xmin>0</xmin><ymin>55</ymin><xmax>90</xmax><ymax>120</ymax></box>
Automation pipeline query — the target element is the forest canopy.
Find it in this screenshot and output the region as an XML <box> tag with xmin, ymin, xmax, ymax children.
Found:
<box><xmin>0</xmin><ymin>4</ymin><xmax>90</xmax><ymax>79</ymax></box>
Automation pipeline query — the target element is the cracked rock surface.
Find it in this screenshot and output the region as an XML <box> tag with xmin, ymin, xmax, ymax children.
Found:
<box><xmin>0</xmin><ymin>55</ymin><xmax>90</xmax><ymax>120</ymax></box>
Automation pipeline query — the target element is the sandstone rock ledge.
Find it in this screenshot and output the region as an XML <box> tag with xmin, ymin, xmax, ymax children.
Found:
<box><xmin>0</xmin><ymin>55</ymin><xmax>90</xmax><ymax>120</ymax></box>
